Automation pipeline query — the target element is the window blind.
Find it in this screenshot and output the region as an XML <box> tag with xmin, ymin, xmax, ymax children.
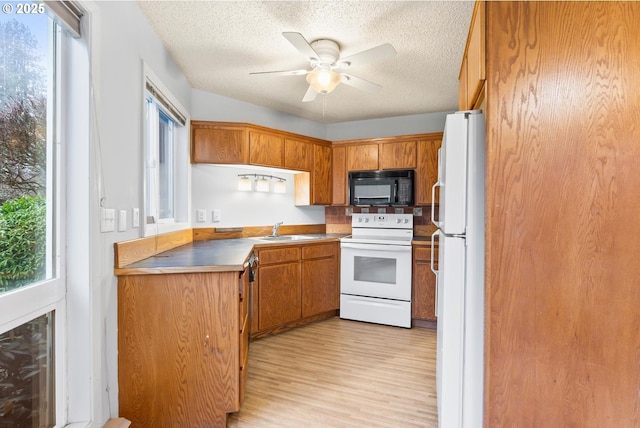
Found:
<box><xmin>145</xmin><ymin>80</ymin><xmax>187</xmax><ymax>127</ymax></box>
<box><xmin>43</xmin><ymin>1</ymin><xmax>83</xmax><ymax>37</ymax></box>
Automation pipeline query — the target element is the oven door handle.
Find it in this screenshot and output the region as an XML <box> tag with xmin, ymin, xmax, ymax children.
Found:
<box><xmin>341</xmin><ymin>242</ymin><xmax>412</xmax><ymax>252</ymax></box>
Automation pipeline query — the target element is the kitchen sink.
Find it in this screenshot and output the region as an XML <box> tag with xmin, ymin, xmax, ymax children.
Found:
<box><xmin>257</xmin><ymin>235</ymin><xmax>316</xmax><ymax>242</ymax></box>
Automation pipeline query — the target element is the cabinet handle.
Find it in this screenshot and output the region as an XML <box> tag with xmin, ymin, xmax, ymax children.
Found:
<box><xmin>204</xmin><ymin>334</ymin><xmax>210</xmax><ymax>350</ymax></box>
<box><xmin>430</xmin><ymin>230</ymin><xmax>439</xmax><ymax>318</ymax></box>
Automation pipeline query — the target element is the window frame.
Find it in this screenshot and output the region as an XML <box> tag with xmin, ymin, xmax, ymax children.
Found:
<box><xmin>142</xmin><ymin>64</ymin><xmax>190</xmax><ymax>237</ymax></box>
<box><xmin>0</xmin><ymin>18</ymin><xmax>67</xmax><ymax>426</ymax></box>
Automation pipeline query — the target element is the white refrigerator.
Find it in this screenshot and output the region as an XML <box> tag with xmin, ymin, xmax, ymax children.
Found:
<box><xmin>431</xmin><ymin>110</ymin><xmax>485</xmax><ymax>428</ymax></box>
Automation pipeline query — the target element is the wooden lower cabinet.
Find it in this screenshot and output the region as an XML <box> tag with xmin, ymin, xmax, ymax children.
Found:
<box><xmin>117</xmin><ymin>269</ymin><xmax>247</xmax><ymax>428</ymax></box>
<box><xmin>302</xmin><ymin>243</ymin><xmax>339</xmax><ymax>317</ymax></box>
<box><xmin>253</xmin><ymin>241</ymin><xmax>339</xmax><ymax>338</ymax></box>
<box><xmin>412</xmin><ymin>244</ymin><xmax>438</xmax><ymax>322</ymax></box>
<box><xmin>258</xmin><ymin>260</ymin><xmax>301</xmax><ymax>330</ymax></box>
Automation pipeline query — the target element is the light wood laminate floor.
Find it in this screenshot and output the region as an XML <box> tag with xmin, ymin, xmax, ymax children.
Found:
<box><xmin>228</xmin><ymin>317</ymin><xmax>438</xmax><ymax>428</ymax></box>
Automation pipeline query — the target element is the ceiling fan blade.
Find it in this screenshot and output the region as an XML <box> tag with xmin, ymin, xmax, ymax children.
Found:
<box><xmin>283</xmin><ymin>32</ymin><xmax>320</xmax><ymax>62</ymax></box>
<box><xmin>336</xmin><ymin>43</ymin><xmax>397</xmax><ymax>69</ymax></box>
<box><xmin>341</xmin><ymin>73</ymin><xmax>382</xmax><ymax>93</ymax></box>
<box><xmin>302</xmin><ymin>85</ymin><xmax>317</xmax><ymax>102</ymax></box>
<box><xmin>249</xmin><ymin>69</ymin><xmax>308</xmax><ymax>76</ymax></box>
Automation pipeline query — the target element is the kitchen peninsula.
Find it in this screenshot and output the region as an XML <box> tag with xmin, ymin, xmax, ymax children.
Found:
<box><xmin>114</xmin><ymin>231</ymin><xmax>342</xmax><ymax>428</ymax></box>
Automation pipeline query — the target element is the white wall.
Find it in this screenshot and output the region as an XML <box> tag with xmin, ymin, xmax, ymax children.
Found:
<box><xmin>192</xmin><ymin>165</ymin><xmax>324</xmax><ymax>228</ymax></box>
<box><xmin>82</xmin><ymin>1</ymin><xmax>191</xmax><ymax>425</ymax></box>
<box><xmin>325</xmin><ymin>111</ymin><xmax>450</xmax><ymax>140</ymax></box>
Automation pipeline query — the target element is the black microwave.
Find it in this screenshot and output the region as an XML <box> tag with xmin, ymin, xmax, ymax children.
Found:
<box><xmin>348</xmin><ymin>170</ymin><xmax>414</xmax><ymax>206</ymax></box>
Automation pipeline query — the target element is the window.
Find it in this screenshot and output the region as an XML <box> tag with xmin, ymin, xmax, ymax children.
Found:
<box><xmin>145</xmin><ymin>97</ymin><xmax>176</xmax><ymax>222</ymax></box>
<box><xmin>0</xmin><ymin>10</ymin><xmax>64</xmax><ymax>427</ymax></box>
<box><xmin>143</xmin><ymin>67</ymin><xmax>189</xmax><ymax>236</ymax></box>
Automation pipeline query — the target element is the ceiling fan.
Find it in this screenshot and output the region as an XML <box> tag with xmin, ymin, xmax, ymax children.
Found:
<box><xmin>250</xmin><ymin>32</ymin><xmax>397</xmax><ymax>102</ymax></box>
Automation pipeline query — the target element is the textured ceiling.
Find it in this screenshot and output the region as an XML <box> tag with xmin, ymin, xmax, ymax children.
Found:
<box><xmin>137</xmin><ymin>1</ymin><xmax>474</xmax><ymax>124</ymax></box>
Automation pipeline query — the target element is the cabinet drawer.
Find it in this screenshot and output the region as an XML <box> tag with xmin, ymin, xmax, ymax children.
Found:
<box><xmin>258</xmin><ymin>247</ymin><xmax>300</xmax><ymax>264</ymax></box>
<box><xmin>302</xmin><ymin>243</ymin><xmax>337</xmax><ymax>259</ymax></box>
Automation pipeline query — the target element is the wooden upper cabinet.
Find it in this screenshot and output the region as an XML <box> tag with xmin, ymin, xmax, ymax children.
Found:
<box><xmin>284</xmin><ymin>138</ymin><xmax>314</xmax><ymax>171</ymax></box>
<box><xmin>415</xmin><ymin>136</ymin><xmax>442</xmax><ymax>205</ymax></box>
<box><xmin>459</xmin><ymin>0</ymin><xmax>485</xmax><ymax>110</ymax></box>
<box><xmin>332</xmin><ymin>146</ymin><xmax>348</xmax><ymax>205</ymax></box>
<box><xmin>380</xmin><ymin>141</ymin><xmax>417</xmax><ymax>170</ymax></box>
<box><xmin>312</xmin><ymin>144</ymin><xmax>332</xmax><ymax>205</ymax></box>
<box><xmin>191</xmin><ymin>122</ymin><xmax>249</xmax><ymax>164</ymax></box>
<box><xmin>346</xmin><ymin>144</ymin><xmax>379</xmax><ymax>171</ymax></box>
<box><xmin>249</xmin><ymin>131</ymin><xmax>284</xmax><ymax>168</ymax></box>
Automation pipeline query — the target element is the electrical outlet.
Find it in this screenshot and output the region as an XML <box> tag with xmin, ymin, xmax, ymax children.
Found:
<box><xmin>100</xmin><ymin>208</ymin><xmax>115</xmax><ymax>232</ymax></box>
<box><xmin>345</xmin><ymin>207</ymin><xmax>353</xmax><ymax>216</ymax></box>
<box><xmin>413</xmin><ymin>207</ymin><xmax>423</xmax><ymax>217</ymax></box>
<box><xmin>118</xmin><ymin>210</ymin><xmax>127</xmax><ymax>231</ymax></box>
<box><xmin>132</xmin><ymin>208</ymin><xmax>140</xmax><ymax>228</ymax></box>
<box><xmin>212</xmin><ymin>210</ymin><xmax>221</xmax><ymax>222</ymax></box>
<box><xmin>196</xmin><ymin>209</ymin><xmax>206</xmax><ymax>222</ymax></box>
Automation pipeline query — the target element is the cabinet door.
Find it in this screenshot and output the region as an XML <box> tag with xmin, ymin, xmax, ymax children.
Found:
<box><xmin>258</xmin><ymin>262</ymin><xmax>301</xmax><ymax>330</ymax></box>
<box><xmin>249</xmin><ymin>131</ymin><xmax>284</xmax><ymax>167</ymax></box>
<box><xmin>380</xmin><ymin>141</ymin><xmax>417</xmax><ymax>170</ymax></box>
<box><xmin>346</xmin><ymin>144</ymin><xmax>379</xmax><ymax>171</ymax></box>
<box><xmin>458</xmin><ymin>54</ymin><xmax>469</xmax><ymax>110</ymax></box>
<box><xmin>415</xmin><ymin>138</ymin><xmax>442</xmax><ymax>205</ymax></box>
<box><xmin>332</xmin><ymin>146</ymin><xmax>348</xmax><ymax>205</ymax></box>
<box><xmin>284</xmin><ymin>138</ymin><xmax>313</xmax><ymax>171</ymax></box>
<box><xmin>191</xmin><ymin>126</ymin><xmax>249</xmax><ymax>164</ymax></box>
<box><xmin>118</xmin><ymin>272</ymin><xmax>239</xmax><ymax>427</ymax></box>
<box><xmin>412</xmin><ymin>246</ymin><xmax>437</xmax><ymax>321</ymax></box>
<box><xmin>301</xmin><ymin>244</ymin><xmax>339</xmax><ymax>317</ymax></box>
<box><xmin>312</xmin><ymin>144</ymin><xmax>332</xmax><ymax>205</ymax></box>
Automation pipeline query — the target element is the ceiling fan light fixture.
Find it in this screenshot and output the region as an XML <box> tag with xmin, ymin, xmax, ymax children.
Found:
<box><xmin>306</xmin><ymin>69</ymin><xmax>341</xmax><ymax>94</ymax></box>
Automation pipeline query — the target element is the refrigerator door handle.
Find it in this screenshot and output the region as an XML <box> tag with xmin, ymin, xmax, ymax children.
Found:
<box><xmin>430</xmin><ymin>229</ymin><xmax>439</xmax><ymax>318</ymax></box>
<box><xmin>431</xmin><ymin>181</ymin><xmax>442</xmax><ymax>228</ymax></box>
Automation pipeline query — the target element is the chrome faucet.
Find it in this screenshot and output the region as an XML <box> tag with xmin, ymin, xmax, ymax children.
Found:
<box><xmin>272</xmin><ymin>221</ymin><xmax>283</xmax><ymax>236</ymax></box>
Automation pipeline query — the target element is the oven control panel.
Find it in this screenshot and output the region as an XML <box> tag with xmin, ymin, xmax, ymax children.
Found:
<box><xmin>352</xmin><ymin>213</ymin><xmax>413</xmax><ymax>229</ymax></box>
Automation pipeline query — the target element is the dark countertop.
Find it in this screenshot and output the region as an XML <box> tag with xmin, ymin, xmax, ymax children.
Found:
<box><xmin>115</xmin><ymin>234</ymin><xmax>345</xmax><ymax>276</ymax></box>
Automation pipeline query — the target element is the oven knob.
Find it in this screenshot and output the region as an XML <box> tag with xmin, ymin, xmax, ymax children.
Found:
<box><xmin>364</xmin><ymin>218</ymin><xmax>369</xmax><ymax>223</ymax></box>
<box><xmin>404</xmin><ymin>218</ymin><xmax>409</xmax><ymax>224</ymax></box>
<box><xmin>357</xmin><ymin>217</ymin><xmax>363</xmax><ymax>223</ymax></box>
<box><xmin>396</xmin><ymin>218</ymin><xmax>401</xmax><ymax>224</ymax></box>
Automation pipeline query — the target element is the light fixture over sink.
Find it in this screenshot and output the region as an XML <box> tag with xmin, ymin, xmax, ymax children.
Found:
<box><xmin>238</xmin><ymin>173</ymin><xmax>287</xmax><ymax>193</ymax></box>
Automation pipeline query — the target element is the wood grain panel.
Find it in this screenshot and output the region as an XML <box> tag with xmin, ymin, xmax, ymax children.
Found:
<box><xmin>257</xmin><ymin>246</ymin><xmax>300</xmax><ymax>265</ymax></box>
<box><xmin>485</xmin><ymin>2</ymin><xmax>640</xmax><ymax>426</ymax></box>
<box><xmin>412</xmin><ymin>246</ymin><xmax>437</xmax><ymax>321</ymax></box>
<box><xmin>114</xmin><ymin>229</ymin><xmax>192</xmax><ymax>268</ymax></box>
<box><xmin>466</xmin><ymin>0</ymin><xmax>485</xmax><ymax>109</ymax></box>
<box><xmin>302</xmin><ymin>242</ymin><xmax>337</xmax><ymax>260</ymax></box>
<box><xmin>258</xmin><ymin>262</ymin><xmax>301</xmax><ymax>330</ymax></box>
<box><xmin>380</xmin><ymin>140</ymin><xmax>417</xmax><ymax>170</ymax></box>
<box><xmin>284</xmin><ymin>138</ymin><xmax>313</xmax><ymax>171</ymax></box>
<box><xmin>346</xmin><ymin>143</ymin><xmax>379</xmax><ymax>171</ymax></box>
<box><xmin>249</xmin><ymin>131</ymin><xmax>284</xmax><ymax>167</ymax></box>
<box><xmin>312</xmin><ymin>144</ymin><xmax>332</xmax><ymax>204</ymax></box>
<box><xmin>192</xmin><ymin>224</ymin><xmax>327</xmax><ymax>241</ymax></box>
<box><xmin>118</xmin><ymin>272</ymin><xmax>239</xmax><ymax>427</ymax></box>
<box><xmin>301</xmin><ymin>257</ymin><xmax>338</xmax><ymax>318</ymax></box>
<box><xmin>191</xmin><ymin>125</ymin><xmax>249</xmax><ymax>164</ymax></box>
<box><xmin>415</xmin><ymin>138</ymin><xmax>442</xmax><ymax>205</ymax></box>
<box><xmin>332</xmin><ymin>145</ymin><xmax>348</xmax><ymax>205</ymax></box>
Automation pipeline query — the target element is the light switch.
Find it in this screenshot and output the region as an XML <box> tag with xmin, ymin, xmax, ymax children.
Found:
<box><xmin>132</xmin><ymin>208</ymin><xmax>140</xmax><ymax>228</ymax></box>
<box><xmin>212</xmin><ymin>210</ymin><xmax>221</xmax><ymax>222</ymax></box>
<box><xmin>100</xmin><ymin>208</ymin><xmax>115</xmax><ymax>232</ymax></box>
<box><xmin>118</xmin><ymin>210</ymin><xmax>127</xmax><ymax>231</ymax></box>
<box><xmin>196</xmin><ymin>209</ymin><xmax>206</xmax><ymax>222</ymax></box>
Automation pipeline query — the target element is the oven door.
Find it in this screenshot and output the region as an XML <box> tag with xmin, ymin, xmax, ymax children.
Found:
<box><xmin>340</xmin><ymin>242</ymin><xmax>412</xmax><ymax>301</ymax></box>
